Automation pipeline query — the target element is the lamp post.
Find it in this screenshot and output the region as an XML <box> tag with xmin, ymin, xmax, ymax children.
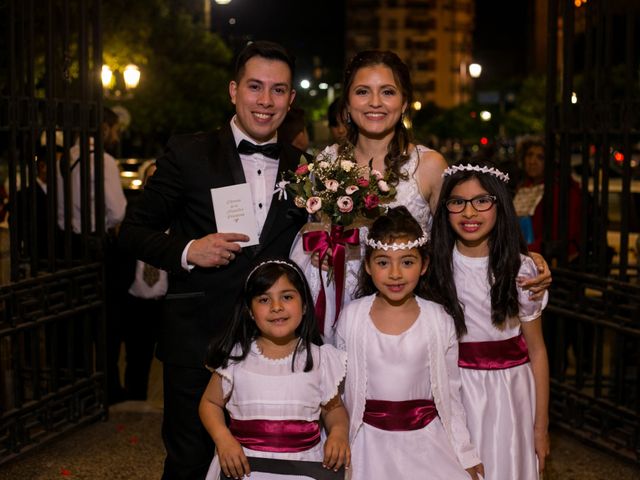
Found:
<box><xmin>468</xmin><ymin>63</ymin><xmax>482</xmax><ymax>104</ymax></box>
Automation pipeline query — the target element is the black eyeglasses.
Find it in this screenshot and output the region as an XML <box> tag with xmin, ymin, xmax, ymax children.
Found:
<box><xmin>444</xmin><ymin>195</ymin><xmax>497</xmax><ymax>213</ymax></box>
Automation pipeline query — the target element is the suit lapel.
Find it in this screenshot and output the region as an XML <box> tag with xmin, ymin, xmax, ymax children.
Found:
<box><xmin>218</xmin><ymin>124</ymin><xmax>246</xmax><ymax>185</ymax></box>
<box><xmin>257</xmin><ymin>144</ymin><xmax>306</xmax><ymax>250</ymax></box>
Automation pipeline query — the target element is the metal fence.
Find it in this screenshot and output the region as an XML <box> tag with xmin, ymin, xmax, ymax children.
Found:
<box><xmin>544</xmin><ymin>0</ymin><xmax>640</xmax><ymax>463</ymax></box>
<box><xmin>0</xmin><ymin>0</ymin><xmax>106</xmax><ymax>464</ymax></box>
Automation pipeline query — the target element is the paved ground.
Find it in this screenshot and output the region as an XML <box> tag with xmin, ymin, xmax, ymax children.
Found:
<box><xmin>1</xmin><ymin>358</ymin><xmax>638</xmax><ymax>479</ymax></box>
<box><xmin>0</xmin><ymin>401</ymin><xmax>638</xmax><ymax>480</ymax></box>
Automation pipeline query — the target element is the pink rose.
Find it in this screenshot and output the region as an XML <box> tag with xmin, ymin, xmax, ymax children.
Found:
<box><xmin>294</xmin><ymin>196</ymin><xmax>306</xmax><ymax>208</ymax></box>
<box><xmin>306</xmin><ymin>196</ymin><xmax>322</xmax><ymax>214</ymax></box>
<box><xmin>364</xmin><ymin>194</ymin><xmax>379</xmax><ymax>210</ymax></box>
<box><xmin>377</xmin><ymin>180</ymin><xmax>390</xmax><ymax>192</ymax></box>
<box><xmin>337</xmin><ymin>196</ymin><xmax>354</xmax><ymax>213</ymax></box>
<box><xmin>371</xmin><ymin>169</ymin><xmax>383</xmax><ymax>180</ymax></box>
<box><xmin>356</xmin><ymin>177</ymin><xmax>369</xmax><ymax>187</ymax></box>
<box><xmin>295</xmin><ymin>164</ymin><xmax>310</xmax><ymax>175</ymax></box>
<box><xmin>345</xmin><ymin>185</ymin><xmax>359</xmax><ymax>195</ymax></box>
<box><xmin>324</xmin><ymin>179</ymin><xmax>339</xmax><ymax>192</ymax></box>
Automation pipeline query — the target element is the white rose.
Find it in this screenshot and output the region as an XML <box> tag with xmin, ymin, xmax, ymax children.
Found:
<box><xmin>341</xmin><ymin>160</ymin><xmax>355</xmax><ymax>172</ymax></box>
<box><xmin>345</xmin><ymin>185</ymin><xmax>359</xmax><ymax>195</ymax></box>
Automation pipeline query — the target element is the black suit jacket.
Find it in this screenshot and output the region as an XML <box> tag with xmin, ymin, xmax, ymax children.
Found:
<box><xmin>119</xmin><ymin>124</ymin><xmax>307</xmax><ymax>367</ymax></box>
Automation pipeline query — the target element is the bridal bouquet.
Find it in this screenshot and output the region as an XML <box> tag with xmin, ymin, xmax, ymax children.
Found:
<box><xmin>275</xmin><ymin>145</ymin><xmax>396</xmax><ymax>331</ymax></box>
<box><xmin>280</xmin><ymin>144</ymin><xmax>396</xmax><ymax>226</ymax></box>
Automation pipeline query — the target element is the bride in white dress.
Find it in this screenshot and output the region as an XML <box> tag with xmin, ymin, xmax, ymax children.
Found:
<box><xmin>290</xmin><ymin>50</ymin><xmax>447</xmax><ymax>342</ymax></box>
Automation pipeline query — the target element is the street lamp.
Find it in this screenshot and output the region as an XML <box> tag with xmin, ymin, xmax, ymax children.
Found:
<box><xmin>102</xmin><ymin>64</ymin><xmax>141</xmax><ymax>99</ymax></box>
<box><xmin>123</xmin><ymin>64</ymin><xmax>141</xmax><ymax>89</ymax></box>
<box><xmin>300</xmin><ymin>79</ymin><xmax>311</xmax><ymax>89</ymax></box>
<box><xmin>469</xmin><ymin>63</ymin><xmax>482</xmax><ymax>79</ymax></box>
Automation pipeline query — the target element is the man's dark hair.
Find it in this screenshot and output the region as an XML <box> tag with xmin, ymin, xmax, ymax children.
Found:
<box><xmin>234</xmin><ymin>40</ymin><xmax>296</xmax><ymax>82</ymax></box>
<box><xmin>102</xmin><ymin>107</ymin><xmax>119</xmax><ymax>128</ymax></box>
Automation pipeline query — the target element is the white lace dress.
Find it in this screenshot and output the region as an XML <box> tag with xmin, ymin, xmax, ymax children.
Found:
<box><xmin>453</xmin><ymin>248</ymin><xmax>548</xmax><ymax>480</ymax></box>
<box><xmin>289</xmin><ymin>144</ymin><xmax>433</xmax><ymax>344</ymax></box>
<box><xmin>204</xmin><ymin>342</ymin><xmax>347</xmax><ymax>480</ymax></box>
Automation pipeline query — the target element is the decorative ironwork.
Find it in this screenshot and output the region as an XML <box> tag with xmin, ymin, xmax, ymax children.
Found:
<box><xmin>545</xmin><ymin>0</ymin><xmax>640</xmax><ymax>463</ymax></box>
<box><xmin>0</xmin><ymin>0</ymin><xmax>106</xmax><ymax>464</ymax></box>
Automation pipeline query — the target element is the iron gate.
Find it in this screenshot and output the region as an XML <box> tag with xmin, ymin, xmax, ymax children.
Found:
<box><xmin>0</xmin><ymin>0</ymin><xmax>107</xmax><ymax>464</ymax></box>
<box><xmin>544</xmin><ymin>0</ymin><xmax>640</xmax><ymax>463</ymax></box>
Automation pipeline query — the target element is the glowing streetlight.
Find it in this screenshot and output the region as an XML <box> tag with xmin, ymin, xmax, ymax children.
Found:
<box><xmin>318</xmin><ymin>82</ymin><xmax>329</xmax><ymax>90</ymax></box>
<box><xmin>101</xmin><ymin>65</ymin><xmax>113</xmax><ymax>89</ymax></box>
<box><xmin>412</xmin><ymin>101</ymin><xmax>422</xmax><ymax>111</ymax></box>
<box><xmin>123</xmin><ymin>64</ymin><xmax>141</xmax><ymax>89</ymax></box>
<box><xmin>480</xmin><ymin>110</ymin><xmax>492</xmax><ymax>121</ymax></box>
<box><xmin>469</xmin><ymin>63</ymin><xmax>482</xmax><ymax>79</ymax></box>
<box><xmin>215</xmin><ymin>0</ymin><xmax>232</xmax><ymax>4</ymax></box>
<box><xmin>571</xmin><ymin>92</ymin><xmax>578</xmax><ymax>104</ymax></box>
<box><xmin>300</xmin><ymin>79</ymin><xmax>310</xmax><ymax>89</ymax></box>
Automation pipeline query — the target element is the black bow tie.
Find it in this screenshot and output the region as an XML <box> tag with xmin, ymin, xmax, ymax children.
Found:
<box><xmin>237</xmin><ymin>139</ymin><xmax>281</xmax><ymax>159</ymax></box>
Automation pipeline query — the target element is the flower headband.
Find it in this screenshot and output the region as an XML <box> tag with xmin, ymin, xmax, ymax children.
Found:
<box><xmin>365</xmin><ymin>233</ymin><xmax>429</xmax><ymax>251</ymax></box>
<box><xmin>442</xmin><ymin>164</ymin><xmax>510</xmax><ymax>183</ymax></box>
<box><xmin>245</xmin><ymin>259</ymin><xmax>304</xmax><ymax>287</ymax></box>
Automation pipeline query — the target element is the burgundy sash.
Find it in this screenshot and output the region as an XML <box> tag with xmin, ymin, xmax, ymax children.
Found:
<box><xmin>458</xmin><ymin>333</ymin><xmax>530</xmax><ymax>370</ymax></box>
<box><xmin>303</xmin><ymin>225</ymin><xmax>360</xmax><ymax>333</ymax></box>
<box><xmin>229</xmin><ymin>418</ymin><xmax>320</xmax><ymax>453</ymax></box>
<box><xmin>363</xmin><ymin>399</ymin><xmax>438</xmax><ymax>431</ymax></box>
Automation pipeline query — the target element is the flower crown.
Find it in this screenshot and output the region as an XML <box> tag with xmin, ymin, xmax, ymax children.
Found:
<box><xmin>365</xmin><ymin>233</ymin><xmax>429</xmax><ymax>251</ymax></box>
<box><xmin>245</xmin><ymin>259</ymin><xmax>303</xmax><ymax>286</ymax></box>
<box><xmin>442</xmin><ymin>164</ymin><xmax>510</xmax><ymax>183</ymax></box>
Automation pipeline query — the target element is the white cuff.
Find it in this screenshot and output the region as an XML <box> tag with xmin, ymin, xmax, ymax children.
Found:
<box><xmin>181</xmin><ymin>240</ymin><xmax>196</xmax><ymax>271</ymax></box>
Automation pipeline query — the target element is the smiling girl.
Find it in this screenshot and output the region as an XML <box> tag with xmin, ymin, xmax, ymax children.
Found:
<box><xmin>336</xmin><ymin>206</ymin><xmax>483</xmax><ymax>479</ymax></box>
<box><xmin>428</xmin><ymin>162</ymin><xmax>551</xmax><ymax>479</ymax></box>
<box><xmin>199</xmin><ymin>259</ymin><xmax>349</xmax><ymax>479</ymax></box>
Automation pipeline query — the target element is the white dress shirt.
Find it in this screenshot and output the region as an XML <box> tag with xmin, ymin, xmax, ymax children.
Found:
<box><xmin>181</xmin><ymin>117</ymin><xmax>280</xmax><ymax>270</ymax></box>
<box><xmin>56</xmin><ymin>138</ymin><xmax>127</xmax><ymax>233</ymax></box>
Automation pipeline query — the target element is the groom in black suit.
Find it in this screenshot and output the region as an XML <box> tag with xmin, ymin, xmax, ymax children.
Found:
<box><xmin>119</xmin><ymin>41</ymin><xmax>307</xmax><ymax>479</ymax></box>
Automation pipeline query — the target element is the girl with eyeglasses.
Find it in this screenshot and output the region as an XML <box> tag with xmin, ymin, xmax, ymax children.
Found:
<box><xmin>427</xmin><ymin>161</ymin><xmax>551</xmax><ymax>480</ymax></box>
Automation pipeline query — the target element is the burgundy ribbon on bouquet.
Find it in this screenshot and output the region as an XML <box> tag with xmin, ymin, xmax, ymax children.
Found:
<box><xmin>303</xmin><ymin>224</ymin><xmax>359</xmax><ymax>334</ymax></box>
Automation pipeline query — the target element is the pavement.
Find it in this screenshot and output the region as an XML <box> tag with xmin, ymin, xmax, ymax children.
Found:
<box><xmin>1</xmin><ymin>358</ymin><xmax>638</xmax><ymax>479</ymax></box>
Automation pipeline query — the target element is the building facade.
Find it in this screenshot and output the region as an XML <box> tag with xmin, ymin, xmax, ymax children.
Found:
<box><xmin>346</xmin><ymin>0</ymin><xmax>475</xmax><ymax>108</ymax></box>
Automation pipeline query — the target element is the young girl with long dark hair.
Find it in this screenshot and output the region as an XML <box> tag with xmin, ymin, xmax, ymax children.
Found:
<box><xmin>336</xmin><ymin>206</ymin><xmax>483</xmax><ymax>479</ymax></box>
<box><xmin>428</xmin><ymin>162</ymin><xmax>550</xmax><ymax>479</ymax></box>
<box><xmin>199</xmin><ymin>259</ymin><xmax>350</xmax><ymax>480</ymax></box>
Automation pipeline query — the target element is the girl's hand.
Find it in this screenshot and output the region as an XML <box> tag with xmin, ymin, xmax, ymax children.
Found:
<box><xmin>322</xmin><ymin>430</ymin><xmax>351</xmax><ymax>471</ymax></box>
<box><xmin>465</xmin><ymin>463</ymin><xmax>485</xmax><ymax>480</ymax></box>
<box><xmin>534</xmin><ymin>428</ymin><xmax>550</xmax><ymax>473</ymax></box>
<box><xmin>216</xmin><ymin>433</ymin><xmax>250</xmax><ymax>479</ymax></box>
<box><xmin>518</xmin><ymin>252</ymin><xmax>552</xmax><ymax>300</ymax></box>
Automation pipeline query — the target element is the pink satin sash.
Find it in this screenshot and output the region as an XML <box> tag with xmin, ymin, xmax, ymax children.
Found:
<box><xmin>363</xmin><ymin>399</ymin><xmax>438</xmax><ymax>431</ymax></box>
<box><xmin>229</xmin><ymin>418</ymin><xmax>320</xmax><ymax>453</ymax></box>
<box><xmin>458</xmin><ymin>333</ymin><xmax>530</xmax><ymax>370</ymax></box>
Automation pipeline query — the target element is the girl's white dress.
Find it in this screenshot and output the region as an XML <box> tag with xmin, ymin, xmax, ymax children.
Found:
<box><xmin>335</xmin><ymin>295</ymin><xmax>481</xmax><ymax>479</ymax></box>
<box><xmin>290</xmin><ymin>144</ymin><xmax>433</xmax><ymax>343</ymax></box>
<box><xmin>205</xmin><ymin>342</ymin><xmax>347</xmax><ymax>480</ymax></box>
<box><xmin>453</xmin><ymin>248</ymin><xmax>548</xmax><ymax>480</ymax></box>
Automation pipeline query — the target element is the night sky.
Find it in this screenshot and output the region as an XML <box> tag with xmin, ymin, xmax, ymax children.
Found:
<box><xmin>210</xmin><ymin>0</ymin><xmax>527</xmax><ymax>86</ymax></box>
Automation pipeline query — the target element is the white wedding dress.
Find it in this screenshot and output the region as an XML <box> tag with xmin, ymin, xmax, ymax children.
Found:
<box><xmin>289</xmin><ymin>144</ymin><xmax>434</xmax><ymax>344</ymax></box>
